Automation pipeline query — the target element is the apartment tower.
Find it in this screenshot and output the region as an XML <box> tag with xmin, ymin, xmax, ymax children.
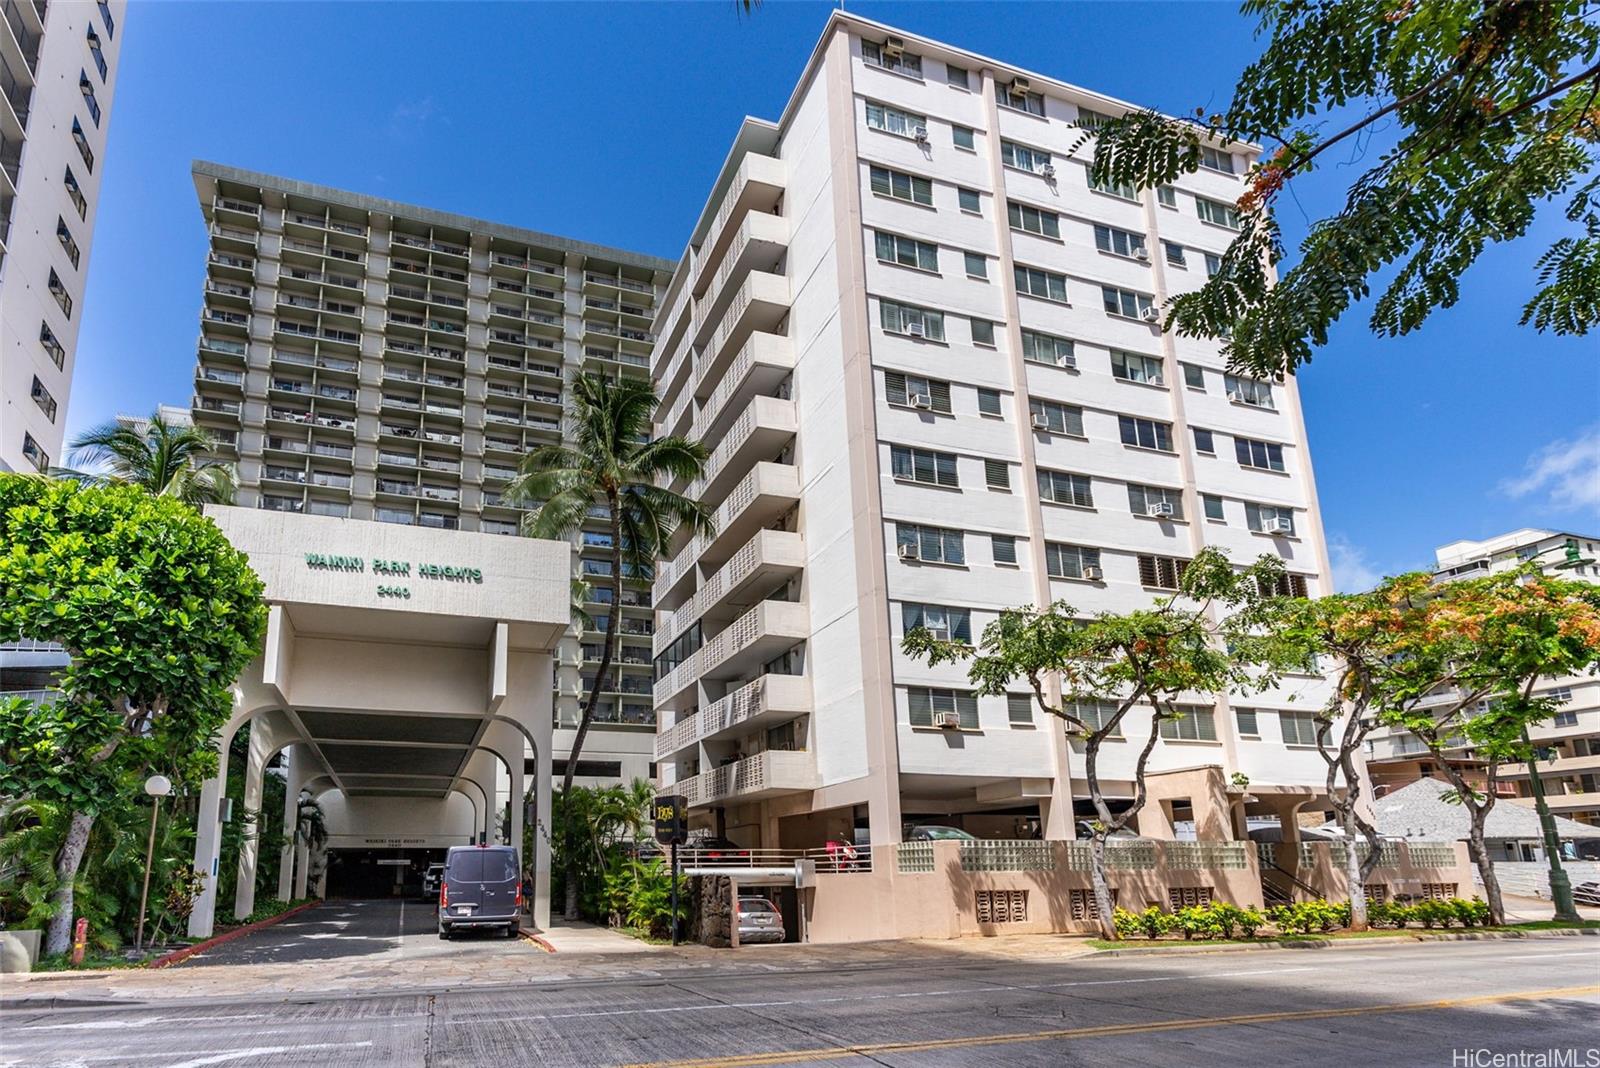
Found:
<box><xmin>650</xmin><ymin>13</ymin><xmax>1338</xmax><ymax>850</ymax></box>
<box><xmin>187</xmin><ymin>162</ymin><xmax>673</xmax><ymax>786</ymax></box>
<box><xmin>0</xmin><ymin>0</ymin><xmax>123</xmax><ymax>473</ymax></box>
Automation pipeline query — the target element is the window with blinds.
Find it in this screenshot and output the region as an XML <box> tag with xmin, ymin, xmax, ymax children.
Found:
<box><xmin>885</xmin><ymin>371</ymin><xmax>952</xmax><ymax>413</ymax></box>
<box><xmin>991</xmin><ymin>535</ymin><xmax>1018</xmax><ymax>565</ymax></box>
<box><xmin>908</xmin><ymin>687</ymin><xmax>980</xmax><ymax>729</ymax></box>
<box><xmin>890</xmin><ymin>445</ymin><xmax>959</xmax><ymax>486</ymax></box>
<box><xmin>984</xmin><ymin>459</ymin><xmax>1011</xmax><ymax>489</ymax></box>
<box><xmin>1279</xmin><ymin>710</ymin><xmax>1320</xmax><ymax>746</ymax></box>
<box><xmin>902</xmin><ymin>602</ymin><xmax>973</xmax><ymax>643</ymax></box>
<box><xmin>1029</xmin><ymin>399</ymin><xmax>1084</xmax><ymax>436</ymax></box>
<box><xmin>1137</xmin><ymin>554</ymin><xmax>1189</xmax><ymax>590</ymax></box>
<box><xmin>897</xmin><ymin>523</ymin><xmax>965</xmax><ymax>565</ymax></box>
<box><xmin>1037</xmin><ymin>469</ymin><xmax>1093</xmax><ymax>507</ymax></box>
<box><xmin>1160</xmin><ymin>707</ymin><xmax>1218</xmax><ymax>741</ymax></box>
<box><xmin>1045</xmin><ymin>542</ymin><xmax>1101</xmax><ymax>580</ymax></box>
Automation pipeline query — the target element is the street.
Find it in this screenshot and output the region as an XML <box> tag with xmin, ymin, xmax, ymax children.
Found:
<box><xmin>2</xmin><ymin>936</ymin><xmax>1595</xmax><ymax>1066</ymax></box>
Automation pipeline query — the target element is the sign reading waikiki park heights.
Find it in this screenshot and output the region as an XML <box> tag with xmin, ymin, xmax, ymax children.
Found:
<box><xmin>302</xmin><ymin>552</ymin><xmax>484</xmax><ymax>600</ymax></box>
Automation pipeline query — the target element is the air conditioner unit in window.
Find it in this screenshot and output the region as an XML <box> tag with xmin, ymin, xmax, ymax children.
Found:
<box><xmin>1030</xmin><ymin>413</ymin><xmax>1051</xmax><ymax>431</ymax></box>
<box><xmin>1146</xmin><ymin>501</ymin><xmax>1175</xmax><ymax>518</ymax></box>
<box><xmin>1040</xmin><ymin>163</ymin><xmax>1057</xmax><ymax>180</ymax></box>
<box><xmin>1226</xmin><ymin>390</ymin><xmax>1244</xmax><ymax>402</ymax></box>
<box><xmin>1009</xmin><ymin>77</ymin><xmax>1031</xmax><ymax>97</ymax></box>
<box><xmin>934</xmin><ymin>710</ymin><xmax>963</xmax><ymax>730</ymax></box>
<box><xmin>884</xmin><ymin>35</ymin><xmax>905</xmax><ymax>58</ymax></box>
<box><xmin>909</xmin><ymin>393</ymin><xmax>933</xmax><ymax>410</ymax></box>
<box><xmin>1266</xmin><ymin>516</ymin><xmax>1294</xmax><ymax>534</ymax></box>
<box><xmin>1081</xmin><ymin>565</ymin><xmax>1104</xmax><ymax>581</ymax></box>
<box><xmin>1135</xmin><ymin>247</ymin><xmax>1150</xmax><ymax>262</ymax></box>
<box><xmin>906</xmin><ymin>321</ymin><xmax>926</xmax><ymax>338</ymax></box>
<box><xmin>1141</xmin><ymin>306</ymin><xmax>1161</xmax><ymax>323</ymax></box>
<box><xmin>913</xmin><ymin>126</ymin><xmax>929</xmax><ymax>144</ymax></box>
<box><xmin>898</xmin><ymin>542</ymin><xmax>920</xmax><ymax>561</ymax></box>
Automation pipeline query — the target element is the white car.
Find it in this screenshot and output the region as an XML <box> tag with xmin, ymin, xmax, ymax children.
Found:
<box><xmin>737</xmin><ymin>896</ymin><xmax>784</xmax><ymax>944</ymax></box>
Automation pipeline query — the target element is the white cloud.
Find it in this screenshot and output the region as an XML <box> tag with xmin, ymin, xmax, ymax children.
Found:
<box><xmin>1500</xmin><ymin>425</ymin><xmax>1600</xmax><ymax>515</ymax></box>
<box><xmin>1328</xmin><ymin>535</ymin><xmax>1382</xmax><ymax>593</ymax></box>
<box><xmin>387</xmin><ymin>97</ymin><xmax>440</xmax><ymax>139</ymax></box>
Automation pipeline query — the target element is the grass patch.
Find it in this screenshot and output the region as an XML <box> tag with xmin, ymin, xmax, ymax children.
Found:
<box><xmin>1087</xmin><ymin>919</ymin><xmax>1599</xmax><ymax>951</ymax></box>
<box><xmin>33</xmin><ymin>951</ymin><xmax>154</xmax><ymax>972</ymax></box>
<box><xmin>614</xmin><ymin>925</ymin><xmax>675</xmax><ymax>946</ymax></box>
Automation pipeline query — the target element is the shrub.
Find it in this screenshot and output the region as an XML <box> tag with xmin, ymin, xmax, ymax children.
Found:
<box><xmin>1236</xmin><ymin>906</ymin><xmax>1266</xmax><ymax>937</ymax></box>
<box><xmin>1112</xmin><ymin>907</ymin><xmax>1145</xmax><ymax>940</ymax></box>
<box><xmin>1452</xmin><ymin>897</ymin><xmax>1491</xmax><ymax>927</ymax></box>
<box><xmin>1138</xmin><ymin>905</ymin><xmax>1172</xmax><ymax>939</ymax></box>
<box><xmin>1414</xmin><ymin>898</ymin><xmax>1455</xmax><ymax>929</ymax></box>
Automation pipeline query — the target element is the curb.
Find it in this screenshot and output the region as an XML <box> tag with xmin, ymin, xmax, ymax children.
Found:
<box><xmin>1090</xmin><ymin>927</ymin><xmax>1600</xmax><ymax>958</ymax></box>
<box><xmin>147</xmin><ymin>901</ymin><xmax>322</xmax><ymax>969</ymax></box>
<box><xmin>520</xmin><ymin>927</ymin><xmax>555</xmax><ymax>953</ymax></box>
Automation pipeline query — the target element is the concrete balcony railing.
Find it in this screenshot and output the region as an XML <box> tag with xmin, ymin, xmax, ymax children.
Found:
<box><xmin>676</xmin><ymin>394</ymin><xmax>795</xmax><ymax>501</ymax></box>
<box><xmin>654</xmin><ymin>528</ymin><xmax>805</xmax><ymax>655</ymax></box>
<box><xmin>1499</xmin><ymin>750</ymin><xmax>1600</xmax><ymax>780</ymax></box>
<box><xmin>653</xmin><ymin>462</ymin><xmax>802</xmax><ymax>611</ymax></box>
<box><xmin>691</xmin><ymin>153</ymin><xmax>786</xmax><ymax>298</ymax></box>
<box><xmin>653</xmin><ymin>599</ymin><xmax>809</xmax><ymax>709</ymax></box>
<box><xmin>656</xmin><ymin>673</ymin><xmax>811</xmax><ymax>760</ymax></box>
<box><xmin>691</xmin><ymin>332</ymin><xmax>794</xmax><ymax>444</ymax></box>
<box><xmin>679</xmin><ymin>747</ymin><xmax>815</xmax><ymax>809</ymax></box>
<box><xmin>691</xmin><ymin>212</ymin><xmax>788</xmax><ymax>336</ymax></box>
<box><xmin>694</xmin><ymin>270</ymin><xmax>789</xmax><ymax>363</ymax></box>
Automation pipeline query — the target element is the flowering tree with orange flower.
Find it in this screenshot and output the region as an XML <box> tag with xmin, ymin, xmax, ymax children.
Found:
<box><xmin>1079</xmin><ymin>0</ymin><xmax>1600</xmax><ymax>377</ymax></box>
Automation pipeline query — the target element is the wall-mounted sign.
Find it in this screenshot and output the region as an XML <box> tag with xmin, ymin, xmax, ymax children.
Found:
<box><xmin>304</xmin><ymin>553</ymin><xmax>485</xmax><ymax>599</ymax></box>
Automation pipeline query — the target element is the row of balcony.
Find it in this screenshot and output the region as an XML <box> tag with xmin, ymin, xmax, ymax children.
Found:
<box><xmin>656</xmin><ymin>673</ymin><xmax>811</xmax><ymax>760</ymax></box>
<box><xmin>653</xmin><ymin>599</ymin><xmax>809</xmax><ymax>710</ymax></box>
<box><xmin>653</xmin><ymin>528</ymin><xmax>804</xmax><ymax>654</ymax></box>
<box><xmin>654</xmin><ymin>461</ymin><xmax>800</xmax><ymax>611</ymax></box>
<box><xmin>677</xmin><ymin>748</ymin><xmax>815</xmax><ymax>809</ymax></box>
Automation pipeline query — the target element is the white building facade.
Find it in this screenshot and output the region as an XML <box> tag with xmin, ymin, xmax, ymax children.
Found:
<box><xmin>651</xmin><ymin>13</ymin><xmax>1339</xmax><ymax>851</ymax></box>
<box><xmin>0</xmin><ymin>0</ymin><xmax>123</xmax><ymax>474</ymax></box>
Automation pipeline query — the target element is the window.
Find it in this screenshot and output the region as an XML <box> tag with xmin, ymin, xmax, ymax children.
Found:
<box><xmin>862</xmin><ymin>40</ymin><xmax>922</xmax><ymax>77</ymax></box>
<box><xmin>1046</xmin><ymin>542</ymin><xmax>1101</xmax><ymax>579</ymax></box>
<box><xmin>98</xmin><ymin>0</ymin><xmax>115</xmax><ymax>37</ymax></box>
<box><xmin>56</xmin><ymin>218</ymin><xmax>80</xmax><ymax>269</ymax></box>
<box><xmin>1111</xmin><ymin>350</ymin><xmax>1164</xmax><ymax>386</ymax></box>
<box><xmin>47</xmin><ymin>270</ymin><xmax>72</xmax><ymax>318</ymax></box>
<box><xmin>946</xmin><ymin>64</ymin><xmax>971</xmax><ymax>90</ymax></box>
<box><xmin>1021</xmin><ymin>330</ymin><xmax>1075</xmax><ymax>368</ymax></box>
<box><xmin>86</xmin><ymin>26</ymin><xmax>108</xmax><ymax>79</ymax></box>
<box><xmin>1161</xmin><ymin>707</ymin><xmax>1218</xmax><ymax>742</ymax></box>
<box><xmin>30</xmin><ymin>377</ymin><xmax>57</xmax><ymax>422</ymax></box>
<box><xmin>1102</xmin><ymin>285</ymin><xmax>1154</xmax><ymax>320</ymax></box>
<box><xmin>21</xmin><ymin>433</ymin><xmax>49</xmax><ymax>473</ymax></box>
<box><xmin>1029</xmin><ymin>399</ymin><xmax>1084</xmax><ymax>437</ymax></box>
<box><xmin>875</xmin><ymin>230</ymin><xmax>939</xmax><ymax>272</ymax></box>
<box><xmin>1196</xmin><ymin>196</ymin><xmax>1241</xmax><ymax>229</ymax></box>
<box><xmin>1157</xmin><ymin>185</ymin><xmax>1177</xmax><ymax>208</ymax></box>
<box><xmin>885</xmin><ymin>370</ymin><xmax>952</xmax><ymax>413</ymax></box>
<box><xmin>1182</xmin><ymin>363</ymin><xmax>1206</xmax><ymax>390</ymax></box>
<box><xmin>1128</xmin><ymin>484</ymin><xmax>1184</xmax><ymax>520</ymax></box>
<box><xmin>984</xmin><ymin>458</ymin><xmax>1010</xmax><ymax>488</ymax></box>
<box><xmin>952</xmin><ymin>124</ymin><xmax>975</xmax><ymax>150</ymax></box>
<box><xmin>1094</xmin><ymin>224</ymin><xmax>1147</xmax><ymax>259</ymax></box>
<box><xmin>1224</xmin><ymin>373</ymin><xmax>1275</xmax><ymax>409</ymax></box>
<box><xmin>1008</xmin><ymin>201</ymin><xmax>1061</xmax><ymax>238</ymax></box>
<box><xmin>71</xmin><ymin>118</ymin><xmax>94</xmax><ymax>172</ymax></box>
<box><xmin>908</xmin><ymin>687</ymin><xmax>979</xmax><ymax>729</ymax></box>
<box><xmin>996</xmin><ymin>81</ymin><xmax>1045</xmax><ymax>116</ymax></box>
<box><xmin>865</xmin><ymin>101</ymin><xmax>927</xmax><ymax>139</ymax></box>
<box><xmin>1235</xmin><ymin>436</ymin><xmax>1287</xmax><ymax>472</ymax></box>
<box><xmin>891</xmin><ymin>445</ymin><xmax>960</xmax><ymax>487</ymax></box>
<box><xmin>1235</xmin><ymin>708</ymin><xmax>1260</xmax><ymax>737</ymax></box>
<box><xmin>1193</xmin><ymin>428</ymin><xmax>1215</xmax><ymax>454</ymax></box>
<box><xmin>1008</xmin><ymin>694</ymin><xmax>1034</xmax><ymax>726</ymax></box>
<box><xmin>1245</xmin><ymin>502</ymin><xmax>1296</xmax><ymax>536</ymax></box>
<box><xmin>1037</xmin><ymin>468</ymin><xmax>1093</xmax><ymax>507</ymax></box>
<box><xmin>1000</xmin><ymin>140</ymin><xmax>1052</xmax><ymax>175</ymax></box>
<box><xmin>963</xmin><ymin>251</ymin><xmax>988</xmax><ymax>278</ymax></box>
<box><xmin>1279</xmin><ymin>710</ymin><xmax>1319</xmax><ymax>747</ymax></box>
<box><xmin>1088</xmin><ymin>171</ymin><xmax>1138</xmax><ymax>201</ymax></box>
<box><xmin>1016</xmin><ymin>265</ymin><xmax>1069</xmax><ymax>303</ymax></box>
<box><xmin>79</xmin><ymin>71</ymin><xmax>101</xmax><ymax>126</ymax></box>
<box><xmin>1552</xmin><ymin>710</ymin><xmax>1578</xmax><ymax>728</ymax></box>
<box><xmin>1119</xmin><ymin>415</ymin><xmax>1174</xmax><ymax>452</ymax></box>
<box><xmin>991</xmin><ymin>534</ymin><xmax>1017</xmax><ymax>565</ymax></box>
<box><xmin>63</xmin><ymin>168</ymin><xmax>87</xmax><ymax>220</ymax></box>
<box><xmin>1069</xmin><ymin>699</ymin><xmax>1123</xmax><ymax>738</ymax></box>
<box><xmin>1202</xmin><ymin>494</ymin><xmax>1225</xmax><ymax>521</ymax></box>
<box><xmin>1546</xmin><ymin>687</ymin><xmax>1574</xmax><ymax>703</ymax></box>
<box><xmin>1200</xmin><ymin>146</ymin><xmax>1235</xmax><ymax>174</ymax></box>
<box><xmin>1075</xmin><ymin>107</ymin><xmax>1113</xmax><ymax>130</ymax></box>
<box><xmin>903</xmin><ymin>603</ymin><xmax>972</xmax><ymax>643</ymax></box>
<box><xmin>38</xmin><ymin>323</ymin><xmax>65</xmax><ymax>369</ymax></box>
<box><xmin>1164</xmin><ymin>242</ymin><xmax>1187</xmax><ymax>267</ymax></box>
<box><xmin>958</xmin><ymin>187</ymin><xmax>982</xmax><ymax>214</ymax></box>
<box><xmin>1257</xmin><ymin>572</ymin><xmax>1310</xmax><ymax>598</ymax></box>
<box><xmin>880</xmin><ymin>299</ymin><xmax>945</xmax><ymax>341</ymax></box>
<box><xmin>971</xmin><ymin>318</ymin><xmax>996</xmax><ymax>346</ymax></box>
<box><xmin>1204</xmin><ymin>252</ymin><xmax>1222</xmax><ymax>277</ymax></box>
<box><xmin>897</xmin><ymin>523</ymin><xmax>965</xmax><ymax>565</ymax></box>
<box><xmin>977</xmin><ymin>388</ymin><xmax>1003</xmax><ymax>417</ymax></box>
<box><xmin>869</xmin><ymin>165</ymin><xmax>933</xmax><ymax>206</ymax></box>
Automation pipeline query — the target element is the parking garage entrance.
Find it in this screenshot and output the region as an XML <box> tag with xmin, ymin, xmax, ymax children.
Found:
<box><xmin>324</xmin><ymin>848</ymin><xmax>444</xmax><ymax>899</ymax></box>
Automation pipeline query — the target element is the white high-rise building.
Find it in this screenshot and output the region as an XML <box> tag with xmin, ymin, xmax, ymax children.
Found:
<box><xmin>0</xmin><ymin>0</ymin><xmax>123</xmax><ymax>474</ymax></box>
<box><xmin>650</xmin><ymin>13</ymin><xmax>1337</xmax><ymax>850</ymax></box>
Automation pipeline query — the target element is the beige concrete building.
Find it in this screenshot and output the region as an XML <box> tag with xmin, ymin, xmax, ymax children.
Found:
<box><xmin>186</xmin><ymin>163</ymin><xmax>674</xmax><ymax>793</ymax></box>
<box><xmin>649</xmin><ymin>13</ymin><xmax>1339</xmax><ymax>854</ymax></box>
<box><xmin>0</xmin><ymin>0</ymin><xmax>123</xmax><ymax>474</ymax></box>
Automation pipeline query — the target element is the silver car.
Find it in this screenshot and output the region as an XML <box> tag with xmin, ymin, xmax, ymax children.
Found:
<box><xmin>737</xmin><ymin>895</ymin><xmax>784</xmax><ymax>944</ymax></box>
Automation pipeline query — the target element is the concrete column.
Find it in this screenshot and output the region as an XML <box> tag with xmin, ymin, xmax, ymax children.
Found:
<box><xmin>233</xmin><ymin>724</ymin><xmax>274</xmax><ymax>920</ymax></box>
<box><xmin>293</xmin><ymin>838</ymin><xmax>310</xmax><ymax>899</ymax></box>
<box><xmin>508</xmin><ymin>750</ymin><xmax>525</xmax><ymax>857</ymax></box>
<box><xmin>187</xmin><ymin>722</ymin><xmax>240</xmax><ymax>939</ymax></box>
<box><xmin>275</xmin><ymin>747</ymin><xmax>305</xmax><ymax>901</ymax></box>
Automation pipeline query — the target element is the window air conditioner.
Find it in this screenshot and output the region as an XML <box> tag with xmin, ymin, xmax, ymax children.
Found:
<box><xmin>1141</xmin><ymin>306</ymin><xmax>1161</xmax><ymax>323</ymax></box>
<box><xmin>1147</xmin><ymin>501</ymin><xmax>1175</xmax><ymax>518</ymax></box>
<box><xmin>913</xmin><ymin>126</ymin><xmax>929</xmax><ymax>144</ymax></box>
<box><xmin>1009</xmin><ymin>77</ymin><xmax>1031</xmax><ymax>97</ymax></box>
<box><xmin>935</xmin><ymin>710</ymin><xmax>963</xmax><ymax>730</ymax></box>
<box><xmin>1081</xmin><ymin>565</ymin><xmax>1104</xmax><ymax>581</ymax></box>
<box><xmin>898</xmin><ymin>542</ymin><xmax>920</xmax><ymax>561</ymax></box>
<box><xmin>1030</xmin><ymin>413</ymin><xmax>1051</xmax><ymax>431</ymax></box>
<box><xmin>1227</xmin><ymin>390</ymin><xmax>1244</xmax><ymax>403</ymax></box>
<box><xmin>884</xmin><ymin>36</ymin><xmax>905</xmax><ymax>58</ymax></box>
<box><xmin>906</xmin><ymin>321</ymin><xmax>926</xmax><ymax>338</ymax></box>
<box><xmin>1040</xmin><ymin>163</ymin><xmax>1057</xmax><ymax>180</ymax></box>
<box><xmin>1135</xmin><ymin>246</ymin><xmax>1150</xmax><ymax>262</ymax></box>
<box><xmin>1266</xmin><ymin>516</ymin><xmax>1294</xmax><ymax>534</ymax></box>
<box><xmin>909</xmin><ymin>393</ymin><xmax>933</xmax><ymax>410</ymax></box>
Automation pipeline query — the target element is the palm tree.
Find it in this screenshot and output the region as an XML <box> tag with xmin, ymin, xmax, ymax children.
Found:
<box><xmin>59</xmin><ymin>411</ymin><xmax>235</xmax><ymax>505</ymax></box>
<box><xmin>508</xmin><ymin>373</ymin><xmax>711</xmax><ymax>797</ymax></box>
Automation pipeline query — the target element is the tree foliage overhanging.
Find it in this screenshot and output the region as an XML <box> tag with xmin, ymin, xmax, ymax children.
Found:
<box><xmin>1083</xmin><ymin>0</ymin><xmax>1600</xmax><ymax>376</ymax></box>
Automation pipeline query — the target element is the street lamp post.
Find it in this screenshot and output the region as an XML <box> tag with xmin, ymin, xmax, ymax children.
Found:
<box><xmin>135</xmin><ymin>774</ymin><xmax>173</xmax><ymax>952</ymax></box>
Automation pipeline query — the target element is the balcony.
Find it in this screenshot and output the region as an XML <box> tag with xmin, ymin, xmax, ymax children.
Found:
<box><xmin>654</xmin><ymin>599</ymin><xmax>809</xmax><ymax>708</ymax></box>
<box><xmin>654</xmin><ymin>528</ymin><xmax>805</xmax><ymax>655</ymax></box>
<box><xmin>689</xmin><ymin>332</ymin><xmax>793</xmax><ymax>442</ymax></box>
<box><xmin>1500</xmin><ymin>750</ymin><xmax>1600</xmax><ymax>780</ymax></box>
<box><xmin>697</xmin><ymin>273</ymin><xmax>790</xmax><ymax>378</ymax></box>
<box><xmin>679</xmin><ymin>394</ymin><xmax>795</xmax><ymax>502</ymax></box>
<box><xmin>679</xmin><ymin>748</ymin><xmax>815</xmax><ymax>809</ymax></box>
<box><xmin>654</xmin><ymin>462</ymin><xmax>800</xmax><ymax>611</ymax></box>
<box><xmin>692</xmin><ymin>153</ymin><xmax>786</xmax><ymax>298</ymax></box>
<box><xmin>691</xmin><ymin>211</ymin><xmax>788</xmax><ymax>331</ymax></box>
<box><xmin>657</xmin><ymin>673</ymin><xmax>811</xmax><ymax>759</ymax></box>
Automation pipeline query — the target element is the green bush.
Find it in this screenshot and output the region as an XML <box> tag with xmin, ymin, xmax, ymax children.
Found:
<box><xmin>1109</xmin><ymin>901</ymin><xmax>1266</xmax><ymax>941</ymax></box>
<box><xmin>1111</xmin><ymin>906</ymin><xmax>1144</xmax><ymax>939</ymax></box>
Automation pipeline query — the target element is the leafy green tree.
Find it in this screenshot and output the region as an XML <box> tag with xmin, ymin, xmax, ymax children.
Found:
<box><xmin>59</xmin><ymin>410</ymin><xmax>236</xmax><ymax>505</ymax></box>
<box><xmin>1084</xmin><ymin>0</ymin><xmax>1600</xmax><ymax>376</ymax></box>
<box><xmin>507</xmin><ymin>371</ymin><xmax>710</xmax><ymax>802</ymax></box>
<box><xmin>904</xmin><ymin>549</ymin><xmax>1294</xmax><ymax>939</ymax></box>
<box><xmin>0</xmin><ymin>477</ymin><xmax>267</xmax><ymax>955</ymax></box>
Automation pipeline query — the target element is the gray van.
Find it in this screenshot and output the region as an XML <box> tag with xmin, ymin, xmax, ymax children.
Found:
<box><xmin>437</xmin><ymin>844</ymin><xmax>522</xmax><ymax>939</ymax></box>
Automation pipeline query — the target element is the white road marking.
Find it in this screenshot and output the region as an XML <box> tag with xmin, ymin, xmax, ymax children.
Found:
<box><xmin>19</xmin><ymin>1014</ymin><xmax>273</xmax><ymax>1033</ymax></box>
<box><xmin>1494</xmin><ymin>950</ymin><xmax>1600</xmax><ymax>961</ymax></box>
<box><xmin>12</xmin><ymin>1042</ymin><xmax>375</xmax><ymax>1067</ymax></box>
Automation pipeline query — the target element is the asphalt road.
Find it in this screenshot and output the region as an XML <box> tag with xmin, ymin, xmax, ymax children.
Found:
<box><xmin>185</xmin><ymin>898</ymin><xmax>533</xmax><ymax>967</ymax></box>
<box><xmin>3</xmin><ymin>938</ymin><xmax>1596</xmax><ymax>1066</ymax></box>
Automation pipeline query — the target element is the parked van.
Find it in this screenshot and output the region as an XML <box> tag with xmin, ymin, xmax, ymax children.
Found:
<box><xmin>438</xmin><ymin>845</ymin><xmax>522</xmax><ymax>939</ymax></box>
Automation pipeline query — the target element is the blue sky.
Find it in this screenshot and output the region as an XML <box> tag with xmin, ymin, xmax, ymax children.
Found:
<box><xmin>71</xmin><ymin>1</ymin><xmax>1598</xmax><ymax>588</ymax></box>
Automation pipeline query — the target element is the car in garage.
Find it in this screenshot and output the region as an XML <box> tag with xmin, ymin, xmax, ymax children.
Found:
<box><xmin>737</xmin><ymin>895</ymin><xmax>785</xmax><ymax>944</ymax></box>
<box><xmin>438</xmin><ymin>845</ymin><xmax>522</xmax><ymax>939</ymax></box>
<box><xmin>905</xmin><ymin>824</ymin><xmax>977</xmax><ymax>841</ymax></box>
<box><xmin>681</xmin><ymin>836</ymin><xmax>751</xmax><ymax>864</ymax></box>
<box><xmin>421</xmin><ymin>862</ymin><xmax>446</xmax><ymax>902</ymax></box>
